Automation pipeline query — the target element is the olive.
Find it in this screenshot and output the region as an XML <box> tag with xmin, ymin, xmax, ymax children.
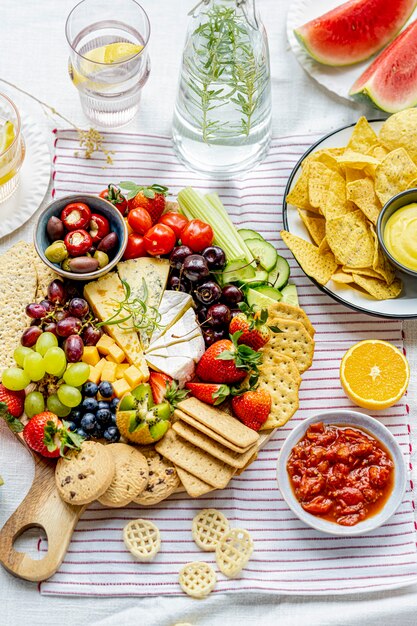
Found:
<box><xmin>61</xmin><ymin>258</ymin><xmax>72</xmax><ymax>271</ymax></box>
<box><xmin>45</xmin><ymin>240</ymin><xmax>68</xmax><ymax>263</ymax></box>
<box><xmin>46</xmin><ymin>216</ymin><xmax>65</xmax><ymax>241</ymax></box>
<box><xmin>94</xmin><ymin>250</ymin><xmax>109</xmax><ymax>268</ymax></box>
<box><xmin>97</xmin><ymin>232</ymin><xmax>118</xmax><ymax>253</ymax></box>
<box><xmin>68</xmin><ymin>256</ymin><xmax>100</xmax><ymax>273</ymax></box>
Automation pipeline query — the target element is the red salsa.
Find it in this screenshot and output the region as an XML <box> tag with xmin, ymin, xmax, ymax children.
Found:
<box><xmin>287</xmin><ymin>422</ymin><xmax>394</xmax><ymax>526</ymax></box>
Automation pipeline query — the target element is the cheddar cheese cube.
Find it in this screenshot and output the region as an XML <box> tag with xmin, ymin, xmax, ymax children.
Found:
<box><xmin>101</xmin><ymin>360</ymin><xmax>117</xmax><ymax>383</ymax></box>
<box><xmin>88</xmin><ymin>365</ymin><xmax>101</xmax><ymax>385</ymax></box>
<box><xmin>82</xmin><ymin>346</ymin><xmax>100</xmax><ymax>367</ymax></box>
<box><xmin>96</xmin><ymin>334</ymin><xmax>115</xmax><ymax>355</ymax></box>
<box><xmin>116</xmin><ymin>362</ymin><xmax>130</xmax><ymax>378</ymax></box>
<box><xmin>124</xmin><ymin>365</ymin><xmax>144</xmax><ymax>387</ymax></box>
<box><xmin>95</xmin><ymin>358</ymin><xmax>108</xmax><ymax>376</ymax></box>
<box><xmin>106</xmin><ymin>343</ymin><xmax>125</xmax><ymax>364</ymax></box>
<box><xmin>112</xmin><ymin>378</ymin><xmax>131</xmax><ymax>398</ymax></box>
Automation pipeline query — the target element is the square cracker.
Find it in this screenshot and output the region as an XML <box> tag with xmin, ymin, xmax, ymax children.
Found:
<box><xmin>177</xmin><ymin>397</ymin><xmax>259</xmax><ymax>449</ymax></box>
<box><xmin>268</xmin><ymin>301</ymin><xmax>315</xmax><ymax>337</ymax></box>
<box><xmin>155</xmin><ymin>429</ymin><xmax>234</xmax><ymax>489</ymax></box>
<box><xmin>176</xmin><ymin>466</ymin><xmax>215</xmax><ymax>498</ymax></box>
<box><xmin>258</xmin><ymin>353</ymin><xmax>301</xmax><ymax>429</ymax></box>
<box><xmin>175</xmin><ymin>410</ymin><xmax>253</xmax><ymax>453</ymax></box>
<box><xmin>266</xmin><ymin>317</ymin><xmax>314</xmax><ymax>373</ymax></box>
<box><xmin>172</xmin><ymin>420</ymin><xmax>257</xmax><ymax>469</ymax></box>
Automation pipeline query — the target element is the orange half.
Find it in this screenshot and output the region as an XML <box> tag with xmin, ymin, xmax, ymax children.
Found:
<box><xmin>340</xmin><ymin>339</ymin><xmax>409</xmax><ymax>410</ymax></box>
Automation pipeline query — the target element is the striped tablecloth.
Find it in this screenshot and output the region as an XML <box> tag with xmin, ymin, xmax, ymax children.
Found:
<box><xmin>40</xmin><ymin>129</ymin><xmax>417</xmax><ymax>596</ymax></box>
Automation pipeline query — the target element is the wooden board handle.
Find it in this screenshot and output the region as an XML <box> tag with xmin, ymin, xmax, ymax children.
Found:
<box><xmin>0</xmin><ymin>454</ymin><xmax>85</xmax><ymax>582</ymax></box>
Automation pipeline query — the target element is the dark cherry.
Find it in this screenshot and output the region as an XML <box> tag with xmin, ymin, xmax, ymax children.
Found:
<box><xmin>82</xmin><ymin>325</ymin><xmax>102</xmax><ymax>346</ymax></box>
<box><xmin>182</xmin><ymin>254</ymin><xmax>209</xmax><ymax>282</ymax></box>
<box><xmin>202</xmin><ymin>245</ymin><xmax>226</xmax><ymax>270</ymax></box>
<box><xmin>168</xmin><ymin>273</ymin><xmax>191</xmax><ymax>293</ymax></box>
<box><xmin>229</xmin><ymin>309</ymin><xmax>241</xmax><ymax>320</ymax></box>
<box><xmin>47</xmin><ymin>279</ymin><xmax>66</xmax><ymax>305</ymax></box>
<box><xmin>197</xmin><ymin>306</ymin><xmax>208</xmax><ymax>324</ymax></box>
<box><xmin>21</xmin><ymin>326</ymin><xmax>42</xmax><ymax>347</ymax></box>
<box><xmin>206</xmin><ymin>303</ymin><xmax>231</xmax><ymax>328</ymax></box>
<box><xmin>221</xmin><ymin>284</ymin><xmax>244</xmax><ymax>306</ymax></box>
<box><xmin>194</xmin><ymin>280</ymin><xmax>222</xmax><ymax>306</ymax></box>
<box><xmin>203</xmin><ymin>328</ymin><xmax>227</xmax><ymax>347</ymax></box>
<box><xmin>68</xmin><ymin>297</ymin><xmax>89</xmax><ymax>318</ymax></box>
<box><xmin>169</xmin><ymin>245</ymin><xmax>193</xmax><ymax>270</ymax></box>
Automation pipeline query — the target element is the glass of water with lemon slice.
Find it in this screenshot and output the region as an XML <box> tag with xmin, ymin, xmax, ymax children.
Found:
<box><xmin>66</xmin><ymin>0</ymin><xmax>151</xmax><ymax>128</ymax></box>
<box><xmin>0</xmin><ymin>93</ymin><xmax>25</xmax><ymax>204</ymax></box>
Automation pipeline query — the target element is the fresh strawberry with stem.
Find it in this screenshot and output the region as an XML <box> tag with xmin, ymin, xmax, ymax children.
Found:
<box><xmin>231</xmin><ymin>388</ymin><xmax>271</xmax><ymax>431</ymax></box>
<box><xmin>185</xmin><ymin>382</ymin><xmax>230</xmax><ymax>405</ymax></box>
<box><xmin>229</xmin><ymin>304</ymin><xmax>280</xmax><ymax>351</ymax></box>
<box><xmin>22</xmin><ymin>412</ymin><xmax>84</xmax><ymax>458</ymax></box>
<box><xmin>149</xmin><ymin>371</ymin><xmax>189</xmax><ymax>409</ymax></box>
<box><xmin>196</xmin><ymin>331</ymin><xmax>262</xmax><ymax>384</ymax></box>
<box><xmin>119</xmin><ymin>182</ymin><xmax>169</xmax><ymax>224</ymax></box>
<box><xmin>0</xmin><ymin>384</ymin><xmax>24</xmax><ymax>418</ymax></box>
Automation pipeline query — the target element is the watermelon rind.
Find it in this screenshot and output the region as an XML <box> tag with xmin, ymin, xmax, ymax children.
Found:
<box><xmin>295</xmin><ymin>0</ymin><xmax>417</xmax><ymax>67</ymax></box>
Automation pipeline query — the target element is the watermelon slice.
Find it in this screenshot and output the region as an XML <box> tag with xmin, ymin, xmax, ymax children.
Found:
<box><xmin>295</xmin><ymin>0</ymin><xmax>417</xmax><ymax>67</ymax></box>
<box><xmin>350</xmin><ymin>20</ymin><xmax>417</xmax><ymax>112</ymax></box>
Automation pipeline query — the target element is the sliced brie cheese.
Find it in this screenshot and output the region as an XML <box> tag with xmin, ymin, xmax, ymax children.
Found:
<box><xmin>151</xmin><ymin>290</ymin><xmax>193</xmax><ymax>344</ymax></box>
<box><xmin>117</xmin><ymin>257</ymin><xmax>169</xmax><ymax>349</ymax></box>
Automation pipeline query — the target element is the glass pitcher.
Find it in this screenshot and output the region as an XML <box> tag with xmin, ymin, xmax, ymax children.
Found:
<box><xmin>172</xmin><ymin>0</ymin><xmax>272</xmax><ymax>177</ymax></box>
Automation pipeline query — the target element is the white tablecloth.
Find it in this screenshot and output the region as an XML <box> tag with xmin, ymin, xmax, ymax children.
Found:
<box><xmin>1</xmin><ymin>0</ymin><xmax>417</xmax><ymax>624</ymax></box>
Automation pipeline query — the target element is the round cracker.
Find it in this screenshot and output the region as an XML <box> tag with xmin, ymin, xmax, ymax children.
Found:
<box><xmin>192</xmin><ymin>509</ymin><xmax>229</xmax><ymax>552</ymax></box>
<box><xmin>55</xmin><ymin>441</ymin><xmax>115</xmax><ymax>505</ymax></box>
<box><xmin>133</xmin><ymin>448</ymin><xmax>180</xmax><ymax>506</ymax></box>
<box><xmin>99</xmin><ymin>443</ymin><xmax>148</xmax><ymax>508</ymax></box>
<box><xmin>123</xmin><ymin>518</ymin><xmax>161</xmax><ymax>562</ymax></box>
<box><xmin>266</xmin><ymin>316</ymin><xmax>314</xmax><ymax>373</ymax></box>
<box><xmin>178</xmin><ymin>562</ymin><xmax>217</xmax><ymax>598</ymax></box>
<box><xmin>215</xmin><ymin>528</ymin><xmax>253</xmax><ymax>578</ymax></box>
<box><xmin>268</xmin><ymin>301</ymin><xmax>315</xmax><ymax>338</ymax></box>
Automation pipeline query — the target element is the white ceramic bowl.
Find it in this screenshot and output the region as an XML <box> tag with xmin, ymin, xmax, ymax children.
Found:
<box><xmin>277</xmin><ymin>410</ymin><xmax>407</xmax><ymax>536</ymax></box>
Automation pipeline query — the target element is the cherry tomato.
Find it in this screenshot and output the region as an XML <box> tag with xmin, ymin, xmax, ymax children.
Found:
<box><xmin>89</xmin><ymin>213</ymin><xmax>110</xmax><ymax>243</ymax></box>
<box><xmin>144</xmin><ymin>224</ymin><xmax>176</xmax><ymax>256</ymax></box>
<box><xmin>64</xmin><ymin>230</ymin><xmax>93</xmax><ymax>257</ymax></box>
<box><xmin>128</xmin><ymin>207</ymin><xmax>153</xmax><ymax>235</ymax></box>
<box><xmin>158</xmin><ymin>212</ymin><xmax>188</xmax><ymax>239</ymax></box>
<box><xmin>181</xmin><ymin>219</ymin><xmax>214</xmax><ymax>252</ymax></box>
<box><xmin>61</xmin><ymin>203</ymin><xmax>91</xmax><ymax>231</ymax></box>
<box><xmin>123</xmin><ymin>233</ymin><xmax>148</xmax><ymax>260</ymax></box>
<box><xmin>99</xmin><ymin>185</ymin><xmax>128</xmax><ymax>216</ymax></box>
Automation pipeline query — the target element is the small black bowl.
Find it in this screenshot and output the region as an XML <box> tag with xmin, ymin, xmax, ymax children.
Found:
<box><xmin>377</xmin><ymin>188</ymin><xmax>417</xmax><ymax>278</ymax></box>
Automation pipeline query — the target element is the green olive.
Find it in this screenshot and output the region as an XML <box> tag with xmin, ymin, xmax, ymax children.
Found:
<box><xmin>94</xmin><ymin>250</ymin><xmax>109</xmax><ymax>269</ymax></box>
<box><xmin>45</xmin><ymin>240</ymin><xmax>68</xmax><ymax>264</ymax></box>
<box><xmin>61</xmin><ymin>257</ymin><xmax>72</xmax><ymax>271</ymax></box>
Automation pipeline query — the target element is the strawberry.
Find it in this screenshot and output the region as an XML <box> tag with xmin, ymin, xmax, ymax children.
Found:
<box><xmin>119</xmin><ymin>182</ymin><xmax>169</xmax><ymax>224</ymax></box>
<box><xmin>0</xmin><ymin>384</ymin><xmax>24</xmax><ymax>417</ymax></box>
<box><xmin>23</xmin><ymin>412</ymin><xmax>84</xmax><ymax>458</ymax></box>
<box><xmin>149</xmin><ymin>371</ymin><xmax>189</xmax><ymax>408</ymax></box>
<box><xmin>196</xmin><ymin>332</ymin><xmax>262</xmax><ymax>384</ymax></box>
<box><xmin>185</xmin><ymin>382</ymin><xmax>230</xmax><ymax>405</ymax></box>
<box><xmin>229</xmin><ymin>306</ymin><xmax>271</xmax><ymax>351</ymax></box>
<box><xmin>231</xmin><ymin>388</ymin><xmax>271</xmax><ymax>431</ymax></box>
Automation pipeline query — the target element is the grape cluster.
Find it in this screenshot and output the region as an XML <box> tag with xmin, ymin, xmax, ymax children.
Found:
<box><xmin>66</xmin><ymin>381</ymin><xmax>120</xmax><ymax>443</ymax></box>
<box><xmin>168</xmin><ymin>245</ymin><xmax>243</xmax><ymax>346</ymax></box>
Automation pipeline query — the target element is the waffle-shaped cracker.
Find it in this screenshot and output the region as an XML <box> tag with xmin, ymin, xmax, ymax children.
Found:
<box><xmin>215</xmin><ymin>528</ymin><xmax>253</xmax><ymax>578</ymax></box>
<box><xmin>178</xmin><ymin>561</ymin><xmax>217</xmax><ymax>598</ymax></box>
<box><xmin>192</xmin><ymin>509</ymin><xmax>229</xmax><ymax>552</ymax></box>
<box><xmin>123</xmin><ymin>519</ymin><xmax>161</xmax><ymax>562</ymax></box>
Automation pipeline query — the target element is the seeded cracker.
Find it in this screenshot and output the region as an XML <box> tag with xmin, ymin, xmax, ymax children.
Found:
<box><xmin>268</xmin><ymin>301</ymin><xmax>315</xmax><ymax>338</ymax></box>
<box><xmin>0</xmin><ymin>242</ymin><xmax>37</xmax><ymax>375</ymax></box>
<box><xmin>258</xmin><ymin>352</ymin><xmax>301</xmax><ymax>429</ymax></box>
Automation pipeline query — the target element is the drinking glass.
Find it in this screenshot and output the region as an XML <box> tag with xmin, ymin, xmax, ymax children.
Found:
<box><xmin>0</xmin><ymin>93</ymin><xmax>25</xmax><ymax>204</ymax></box>
<box><xmin>66</xmin><ymin>0</ymin><xmax>151</xmax><ymax>128</ymax></box>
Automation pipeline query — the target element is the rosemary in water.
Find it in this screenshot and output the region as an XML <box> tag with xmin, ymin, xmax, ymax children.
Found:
<box><xmin>184</xmin><ymin>3</ymin><xmax>267</xmax><ymax>143</ymax></box>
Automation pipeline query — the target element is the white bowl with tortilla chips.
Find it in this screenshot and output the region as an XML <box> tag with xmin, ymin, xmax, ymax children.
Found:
<box><xmin>282</xmin><ymin>112</ymin><xmax>417</xmax><ymax>318</ymax></box>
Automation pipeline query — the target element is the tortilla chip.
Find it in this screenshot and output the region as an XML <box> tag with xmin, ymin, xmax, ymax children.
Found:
<box><xmin>375</xmin><ymin>148</ymin><xmax>417</xmax><ymax>206</ymax></box>
<box><xmin>318</xmin><ymin>237</ymin><xmax>331</xmax><ymax>255</ymax></box>
<box><xmin>379</xmin><ymin>108</ymin><xmax>417</xmax><ymax>165</ymax></box>
<box><xmin>351</xmin><ymin>274</ymin><xmax>402</xmax><ymax>300</ymax></box>
<box><xmin>297</xmin><ymin>209</ymin><xmax>326</xmax><ymax>245</ymax></box>
<box><xmin>346</xmin><ymin>177</ymin><xmax>381</xmax><ymax>224</ymax></box>
<box><xmin>308</xmin><ymin>162</ymin><xmax>333</xmax><ymax>210</ymax></box>
<box><xmin>369</xmin><ymin>226</ymin><xmax>396</xmax><ymax>286</ymax></box>
<box><xmin>347</xmin><ymin>116</ymin><xmax>379</xmax><ymax>154</ymax></box>
<box><xmin>286</xmin><ymin>162</ymin><xmax>317</xmax><ymax>212</ymax></box>
<box><xmin>344</xmin><ymin>167</ymin><xmax>366</xmax><ymax>184</ymax></box>
<box><xmin>342</xmin><ymin>266</ymin><xmax>383</xmax><ymax>280</ymax></box>
<box><xmin>280</xmin><ymin>230</ymin><xmax>337</xmax><ymax>285</ymax></box>
<box><xmin>323</xmin><ymin>170</ymin><xmax>356</xmax><ymax>220</ymax></box>
<box><xmin>367</xmin><ymin>145</ymin><xmax>389</xmax><ymax>160</ymax></box>
<box><xmin>326</xmin><ymin>210</ymin><xmax>374</xmax><ymax>268</ymax></box>
<box><xmin>331</xmin><ymin>272</ymin><xmax>354</xmax><ymax>284</ymax></box>
<box><xmin>336</xmin><ymin>151</ymin><xmax>380</xmax><ymax>176</ymax></box>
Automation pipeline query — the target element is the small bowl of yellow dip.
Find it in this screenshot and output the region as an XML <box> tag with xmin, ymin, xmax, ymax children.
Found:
<box><xmin>377</xmin><ymin>189</ymin><xmax>417</xmax><ymax>276</ymax></box>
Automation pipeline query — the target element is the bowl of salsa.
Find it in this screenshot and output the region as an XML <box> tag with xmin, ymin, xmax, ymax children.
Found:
<box><xmin>277</xmin><ymin>411</ymin><xmax>406</xmax><ymax>535</ymax></box>
<box><xmin>377</xmin><ymin>188</ymin><xmax>417</xmax><ymax>276</ymax></box>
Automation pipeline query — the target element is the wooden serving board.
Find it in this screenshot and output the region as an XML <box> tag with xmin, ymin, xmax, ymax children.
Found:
<box><xmin>0</xmin><ymin>428</ymin><xmax>275</xmax><ymax>582</ymax></box>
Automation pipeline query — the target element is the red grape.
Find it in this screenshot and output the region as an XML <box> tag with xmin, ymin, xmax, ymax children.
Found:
<box><xmin>68</xmin><ymin>298</ymin><xmax>89</xmax><ymax>318</ymax></box>
<box><xmin>82</xmin><ymin>325</ymin><xmax>102</xmax><ymax>346</ymax></box>
<box><xmin>63</xmin><ymin>334</ymin><xmax>84</xmax><ymax>362</ymax></box>
<box><xmin>43</xmin><ymin>322</ymin><xmax>58</xmax><ymax>336</ymax></box>
<box><xmin>55</xmin><ymin>310</ymin><xmax>69</xmax><ymax>322</ymax></box>
<box><xmin>26</xmin><ymin>303</ymin><xmax>47</xmax><ymax>319</ymax></box>
<box><xmin>21</xmin><ymin>326</ymin><xmax>42</xmax><ymax>347</ymax></box>
<box><xmin>57</xmin><ymin>316</ymin><xmax>82</xmax><ymax>337</ymax></box>
<box><xmin>39</xmin><ymin>299</ymin><xmax>54</xmax><ymax>313</ymax></box>
<box><xmin>47</xmin><ymin>279</ymin><xmax>66</xmax><ymax>304</ymax></box>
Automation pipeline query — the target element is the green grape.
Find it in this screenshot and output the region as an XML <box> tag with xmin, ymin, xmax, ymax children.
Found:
<box><xmin>63</xmin><ymin>362</ymin><xmax>90</xmax><ymax>387</ymax></box>
<box><xmin>35</xmin><ymin>332</ymin><xmax>58</xmax><ymax>356</ymax></box>
<box><xmin>47</xmin><ymin>393</ymin><xmax>71</xmax><ymax>417</ymax></box>
<box><xmin>23</xmin><ymin>352</ymin><xmax>46</xmax><ymax>382</ymax></box>
<box><xmin>14</xmin><ymin>346</ymin><xmax>33</xmax><ymax>368</ymax></box>
<box><xmin>44</xmin><ymin>347</ymin><xmax>67</xmax><ymax>376</ymax></box>
<box><xmin>24</xmin><ymin>392</ymin><xmax>45</xmax><ymax>418</ymax></box>
<box><xmin>2</xmin><ymin>367</ymin><xmax>30</xmax><ymax>391</ymax></box>
<box><xmin>57</xmin><ymin>384</ymin><xmax>82</xmax><ymax>408</ymax></box>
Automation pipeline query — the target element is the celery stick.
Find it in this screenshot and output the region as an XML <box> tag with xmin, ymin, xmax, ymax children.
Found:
<box><xmin>205</xmin><ymin>193</ymin><xmax>254</xmax><ymax>263</ymax></box>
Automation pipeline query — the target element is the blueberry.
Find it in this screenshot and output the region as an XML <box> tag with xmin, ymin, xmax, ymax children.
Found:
<box><xmin>97</xmin><ymin>400</ymin><xmax>110</xmax><ymax>411</ymax></box>
<box><xmin>91</xmin><ymin>424</ymin><xmax>104</xmax><ymax>439</ymax></box>
<box><xmin>83</xmin><ymin>382</ymin><xmax>98</xmax><ymax>397</ymax></box>
<box><xmin>80</xmin><ymin>413</ymin><xmax>97</xmax><ymax>432</ymax></box>
<box><xmin>82</xmin><ymin>397</ymin><xmax>98</xmax><ymax>413</ymax></box>
<box><xmin>96</xmin><ymin>408</ymin><xmax>112</xmax><ymax>426</ymax></box>
<box><xmin>110</xmin><ymin>413</ymin><xmax>117</xmax><ymax>426</ymax></box>
<box><xmin>70</xmin><ymin>408</ymin><xmax>83</xmax><ymax>424</ymax></box>
<box><xmin>76</xmin><ymin>427</ymin><xmax>88</xmax><ymax>439</ymax></box>
<box><xmin>98</xmin><ymin>381</ymin><xmax>113</xmax><ymax>398</ymax></box>
<box><xmin>103</xmin><ymin>426</ymin><xmax>120</xmax><ymax>443</ymax></box>
<box><xmin>110</xmin><ymin>397</ymin><xmax>120</xmax><ymax>411</ymax></box>
<box><xmin>65</xmin><ymin>420</ymin><xmax>77</xmax><ymax>432</ymax></box>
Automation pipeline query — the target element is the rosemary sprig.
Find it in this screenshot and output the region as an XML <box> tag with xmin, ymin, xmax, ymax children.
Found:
<box><xmin>97</xmin><ymin>279</ymin><xmax>164</xmax><ymax>335</ymax></box>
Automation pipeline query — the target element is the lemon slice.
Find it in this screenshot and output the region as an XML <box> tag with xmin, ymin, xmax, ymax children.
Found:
<box><xmin>71</xmin><ymin>42</ymin><xmax>143</xmax><ymax>87</ymax></box>
<box><xmin>0</xmin><ymin>121</ymin><xmax>15</xmax><ymax>155</ymax></box>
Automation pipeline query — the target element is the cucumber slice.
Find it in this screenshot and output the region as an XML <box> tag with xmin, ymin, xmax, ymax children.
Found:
<box><xmin>246</xmin><ymin>288</ymin><xmax>277</xmax><ymax>310</ymax></box>
<box><xmin>281</xmin><ymin>284</ymin><xmax>299</xmax><ymax>307</ymax></box>
<box><xmin>222</xmin><ymin>260</ymin><xmax>256</xmax><ymax>284</ymax></box>
<box><xmin>244</xmin><ymin>269</ymin><xmax>269</xmax><ymax>284</ymax></box>
<box><xmin>245</xmin><ymin>238</ymin><xmax>278</xmax><ymax>272</ymax></box>
<box><xmin>268</xmin><ymin>255</ymin><xmax>290</xmax><ymax>290</ymax></box>
<box><xmin>253</xmin><ymin>284</ymin><xmax>282</xmax><ymax>302</ymax></box>
<box><xmin>238</xmin><ymin>228</ymin><xmax>264</xmax><ymax>242</ymax></box>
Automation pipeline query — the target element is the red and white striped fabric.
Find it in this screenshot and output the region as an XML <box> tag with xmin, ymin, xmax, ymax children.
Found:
<box><xmin>41</xmin><ymin>129</ymin><xmax>417</xmax><ymax>597</ymax></box>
